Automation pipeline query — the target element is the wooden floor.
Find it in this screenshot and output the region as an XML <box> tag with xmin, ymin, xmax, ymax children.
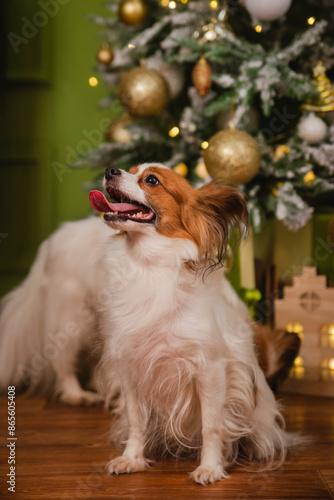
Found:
<box><xmin>0</xmin><ymin>394</ymin><xmax>333</xmax><ymax>500</ymax></box>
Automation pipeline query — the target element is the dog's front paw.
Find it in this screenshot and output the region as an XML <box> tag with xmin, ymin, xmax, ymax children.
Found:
<box><xmin>106</xmin><ymin>455</ymin><xmax>148</xmax><ymax>475</ymax></box>
<box><xmin>59</xmin><ymin>389</ymin><xmax>103</xmax><ymax>406</ymax></box>
<box><xmin>190</xmin><ymin>464</ymin><xmax>229</xmax><ymax>485</ymax></box>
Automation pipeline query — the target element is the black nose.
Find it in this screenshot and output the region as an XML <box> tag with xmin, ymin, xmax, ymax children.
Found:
<box><xmin>105</xmin><ymin>167</ymin><xmax>122</xmax><ymax>180</ymax></box>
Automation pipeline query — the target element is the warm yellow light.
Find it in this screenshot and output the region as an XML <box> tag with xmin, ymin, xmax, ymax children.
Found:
<box><xmin>169</xmin><ymin>126</ymin><xmax>180</xmax><ymax>138</ymax></box>
<box><xmin>210</xmin><ymin>0</ymin><xmax>218</xmax><ymax>9</ymax></box>
<box><xmin>286</xmin><ymin>322</ymin><xmax>304</xmax><ymax>341</ymax></box>
<box><xmin>180</xmin><ymin>0</ymin><xmax>188</xmax><ymax>4</ymax></box>
<box><xmin>89</xmin><ymin>77</ymin><xmax>98</xmax><ymax>87</ymax></box>
<box><xmin>254</xmin><ymin>24</ymin><xmax>262</xmax><ymax>33</ymax></box>
<box><xmin>161</xmin><ymin>0</ymin><xmax>169</xmax><ymax>6</ymax></box>
<box><xmin>173</xmin><ymin>162</ymin><xmax>188</xmax><ymax>177</ymax></box>
<box><xmin>303</xmin><ymin>171</ymin><xmax>315</xmax><ymax>184</ymax></box>
<box><xmin>294</xmin><ymin>323</ymin><xmax>303</xmax><ymax>334</ymax></box>
<box><xmin>204</xmin><ymin>28</ymin><xmax>217</xmax><ymax>41</ymax></box>
<box><xmin>169</xmin><ymin>0</ymin><xmax>176</xmax><ymax>9</ymax></box>
<box><xmin>286</xmin><ymin>322</ymin><xmax>294</xmax><ymax>333</ymax></box>
<box><xmin>201</xmin><ymin>141</ymin><xmax>209</xmax><ymax>150</ymax></box>
<box><xmin>328</xmin><ymin>324</ymin><xmax>334</xmax><ymax>335</ymax></box>
<box><xmin>292</xmin><ymin>356</ymin><xmax>304</xmax><ymax>379</ymax></box>
<box><xmin>195</xmin><ymin>162</ymin><xmax>209</xmax><ymax>179</ymax></box>
<box><xmin>275</xmin><ymin>144</ymin><xmax>290</xmax><ymax>159</ymax></box>
<box><xmin>128</xmin><ymin>43</ymin><xmax>136</xmax><ymax>49</ymax></box>
<box><xmin>294</xmin><ymin>356</ymin><xmax>303</xmax><ymax>367</ymax></box>
<box><xmin>307</xmin><ymin>16</ymin><xmax>316</xmax><ymax>25</ymax></box>
<box><xmin>320</xmin><ymin>358</ymin><xmax>334</xmax><ymax>381</ymax></box>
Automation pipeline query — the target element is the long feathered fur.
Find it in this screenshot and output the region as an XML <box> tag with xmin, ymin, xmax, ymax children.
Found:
<box><xmin>0</xmin><ymin>239</ymin><xmax>54</xmax><ymax>393</ymax></box>
<box><xmin>0</xmin><ymin>218</ymin><xmax>106</xmax><ymax>404</ymax></box>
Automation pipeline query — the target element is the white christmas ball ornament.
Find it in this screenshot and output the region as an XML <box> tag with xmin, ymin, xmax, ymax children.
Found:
<box><xmin>244</xmin><ymin>0</ymin><xmax>292</xmax><ymax>21</ymax></box>
<box><xmin>298</xmin><ymin>113</ymin><xmax>328</xmax><ymax>144</ymax></box>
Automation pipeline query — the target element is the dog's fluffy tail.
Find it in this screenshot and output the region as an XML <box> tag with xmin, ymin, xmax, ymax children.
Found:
<box><xmin>0</xmin><ymin>239</ymin><xmax>54</xmax><ymax>393</ymax></box>
<box><xmin>254</xmin><ymin>325</ymin><xmax>301</xmax><ymax>392</ymax></box>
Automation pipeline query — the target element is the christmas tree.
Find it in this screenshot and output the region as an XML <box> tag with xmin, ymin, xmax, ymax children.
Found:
<box><xmin>76</xmin><ymin>0</ymin><xmax>334</xmax><ymax>233</ymax></box>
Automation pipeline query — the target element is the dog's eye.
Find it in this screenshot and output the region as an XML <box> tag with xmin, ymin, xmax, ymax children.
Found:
<box><xmin>145</xmin><ymin>175</ymin><xmax>160</xmax><ymax>186</ymax></box>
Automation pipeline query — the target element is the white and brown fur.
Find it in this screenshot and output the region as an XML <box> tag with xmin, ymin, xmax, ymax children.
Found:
<box><xmin>0</xmin><ymin>163</ymin><xmax>300</xmax><ymax>484</ymax></box>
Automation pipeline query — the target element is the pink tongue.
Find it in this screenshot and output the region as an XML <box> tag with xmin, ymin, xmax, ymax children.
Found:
<box><xmin>89</xmin><ymin>190</ymin><xmax>141</xmax><ymax>213</ymax></box>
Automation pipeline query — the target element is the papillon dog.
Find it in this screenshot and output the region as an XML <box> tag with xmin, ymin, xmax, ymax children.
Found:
<box><xmin>0</xmin><ymin>163</ymin><xmax>300</xmax><ymax>484</ymax></box>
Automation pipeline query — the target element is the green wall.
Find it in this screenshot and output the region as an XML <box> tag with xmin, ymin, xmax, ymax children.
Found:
<box><xmin>51</xmin><ymin>0</ymin><xmax>112</xmax><ymax>222</ymax></box>
<box><xmin>0</xmin><ymin>0</ymin><xmax>111</xmax><ymax>296</ymax></box>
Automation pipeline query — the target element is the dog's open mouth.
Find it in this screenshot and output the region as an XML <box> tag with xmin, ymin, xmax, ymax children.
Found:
<box><xmin>89</xmin><ymin>188</ymin><xmax>155</xmax><ymax>223</ymax></box>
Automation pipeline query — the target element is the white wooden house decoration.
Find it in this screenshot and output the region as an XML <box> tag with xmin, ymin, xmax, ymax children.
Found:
<box><xmin>274</xmin><ymin>266</ymin><xmax>334</xmax><ymax>397</ymax></box>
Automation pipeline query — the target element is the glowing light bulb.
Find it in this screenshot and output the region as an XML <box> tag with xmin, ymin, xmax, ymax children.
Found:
<box><xmin>294</xmin><ymin>356</ymin><xmax>303</xmax><ymax>367</ymax></box>
<box><xmin>128</xmin><ymin>43</ymin><xmax>136</xmax><ymax>49</ymax></box>
<box><xmin>161</xmin><ymin>0</ymin><xmax>169</xmax><ymax>6</ymax></box>
<box><xmin>307</xmin><ymin>16</ymin><xmax>315</xmax><ymax>25</ymax></box>
<box><xmin>294</xmin><ymin>359</ymin><xmax>304</xmax><ymax>379</ymax></box>
<box><xmin>169</xmin><ymin>1</ymin><xmax>176</xmax><ymax>9</ymax></box>
<box><xmin>173</xmin><ymin>162</ymin><xmax>188</xmax><ymax>177</ymax></box>
<box><xmin>210</xmin><ymin>0</ymin><xmax>218</xmax><ymax>9</ymax></box>
<box><xmin>293</xmin><ymin>322</ymin><xmax>304</xmax><ymax>334</ymax></box>
<box><xmin>89</xmin><ymin>77</ymin><xmax>98</xmax><ymax>87</ymax></box>
<box><xmin>303</xmin><ymin>171</ymin><xmax>315</xmax><ymax>184</ymax></box>
<box><xmin>201</xmin><ymin>141</ymin><xmax>209</xmax><ymax>150</ymax></box>
<box><xmin>329</xmin><ymin>358</ymin><xmax>334</xmax><ymax>371</ymax></box>
<box><xmin>254</xmin><ymin>24</ymin><xmax>262</xmax><ymax>33</ymax></box>
<box><xmin>169</xmin><ymin>126</ymin><xmax>180</xmax><ymax>138</ymax></box>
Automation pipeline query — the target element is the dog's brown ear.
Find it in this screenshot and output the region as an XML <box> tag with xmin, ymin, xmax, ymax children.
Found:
<box><xmin>181</xmin><ymin>179</ymin><xmax>249</xmax><ymax>265</ymax></box>
<box><xmin>254</xmin><ymin>325</ymin><xmax>301</xmax><ymax>392</ymax></box>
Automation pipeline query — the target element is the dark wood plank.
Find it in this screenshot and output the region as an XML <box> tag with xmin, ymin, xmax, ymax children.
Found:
<box><xmin>0</xmin><ymin>394</ymin><xmax>333</xmax><ymax>499</ymax></box>
<box><xmin>320</xmin><ymin>471</ymin><xmax>334</xmax><ymax>498</ymax></box>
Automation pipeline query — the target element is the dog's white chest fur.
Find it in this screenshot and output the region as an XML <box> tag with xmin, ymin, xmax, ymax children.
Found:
<box><xmin>100</xmin><ymin>234</ymin><xmax>227</xmax><ymax>364</ymax></box>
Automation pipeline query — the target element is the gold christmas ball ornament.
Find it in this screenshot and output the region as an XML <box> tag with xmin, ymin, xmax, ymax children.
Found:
<box><xmin>118</xmin><ymin>0</ymin><xmax>148</xmax><ymax>26</ymax></box>
<box><xmin>173</xmin><ymin>162</ymin><xmax>188</xmax><ymax>177</ymax></box>
<box><xmin>96</xmin><ymin>43</ymin><xmax>114</xmax><ymax>65</ymax></box>
<box><xmin>119</xmin><ymin>65</ymin><xmax>169</xmax><ymax>117</ymax></box>
<box><xmin>203</xmin><ymin>129</ymin><xmax>261</xmax><ymax>185</ymax></box>
<box><xmin>105</xmin><ymin>115</ymin><xmax>133</xmax><ymax>143</ymax></box>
